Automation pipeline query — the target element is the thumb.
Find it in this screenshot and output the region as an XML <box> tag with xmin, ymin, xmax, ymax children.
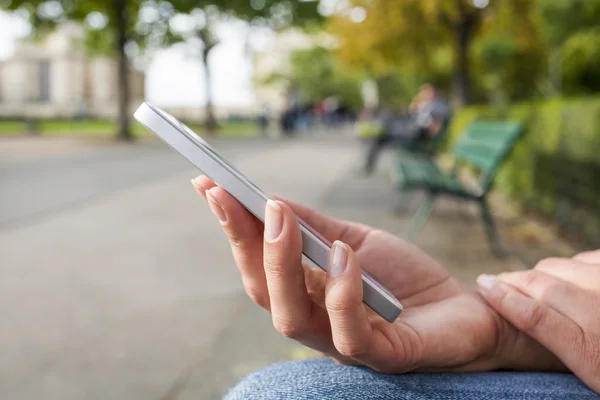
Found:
<box><xmin>325</xmin><ymin>241</ymin><xmax>373</xmax><ymax>359</ymax></box>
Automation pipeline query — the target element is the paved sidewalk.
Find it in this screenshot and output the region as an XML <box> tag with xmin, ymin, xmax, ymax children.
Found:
<box><xmin>0</xmin><ymin>136</ymin><xmax>120</xmax><ymax>161</ymax></box>
<box><xmin>1</xmin><ymin>137</ymin><xmax>523</xmax><ymax>399</ymax></box>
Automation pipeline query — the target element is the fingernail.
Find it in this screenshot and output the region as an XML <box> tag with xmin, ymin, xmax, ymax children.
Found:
<box><xmin>329</xmin><ymin>241</ymin><xmax>348</xmax><ymax>277</ymax></box>
<box><xmin>191</xmin><ymin>176</ymin><xmax>203</xmax><ymax>188</ymax></box>
<box><xmin>206</xmin><ymin>189</ymin><xmax>227</xmax><ymax>223</ymax></box>
<box><xmin>265</xmin><ymin>200</ymin><xmax>283</xmax><ymax>243</ymax></box>
<box><xmin>191</xmin><ymin>177</ymin><xmax>206</xmax><ymax>199</ymax></box>
<box><xmin>477</xmin><ymin>274</ymin><xmax>498</xmax><ymax>291</ymax></box>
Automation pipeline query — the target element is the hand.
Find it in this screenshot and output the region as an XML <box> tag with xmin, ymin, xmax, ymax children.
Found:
<box><xmin>478</xmin><ymin>252</ymin><xmax>600</xmax><ymax>393</ymax></box>
<box><xmin>192</xmin><ymin>176</ymin><xmax>561</xmax><ymax>373</ymax></box>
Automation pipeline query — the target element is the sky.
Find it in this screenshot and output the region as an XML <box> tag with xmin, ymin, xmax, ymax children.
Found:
<box><xmin>0</xmin><ymin>11</ymin><xmax>274</xmax><ymax>108</ymax></box>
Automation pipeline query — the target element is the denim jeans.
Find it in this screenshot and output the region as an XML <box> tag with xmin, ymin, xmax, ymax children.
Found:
<box><xmin>225</xmin><ymin>358</ymin><xmax>598</xmax><ymax>399</ymax></box>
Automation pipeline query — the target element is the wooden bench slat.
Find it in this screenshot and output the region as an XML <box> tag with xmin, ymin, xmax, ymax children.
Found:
<box><xmin>394</xmin><ymin>120</ymin><xmax>524</xmax><ymax>196</ymax></box>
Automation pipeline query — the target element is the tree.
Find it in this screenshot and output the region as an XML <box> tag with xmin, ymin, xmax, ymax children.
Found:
<box><xmin>536</xmin><ymin>0</ymin><xmax>600</xmax><ymax>94</ymax></box>
<box><xmin>329</xmin><ymin>0</ymin><xmax>553</xmax><ymax>106</ymax></box>
<box><xmin>473</xmin><ymin>0</ymin><xmax>544</xmax><ymax>102</ymax></box>
<box><xmin>142</xmin><ymin>0</ymin><xmax>322</xmax><ymax>135</ymax></box>
<box><xmin>2</xmin><ymin>0</ymin><xmax>321</xmax><ymax>138</ymax></box>
<box><xmin>3</xmin><ymin>0</ymin><xmax>147</xmax><ymax>141</ymax></box>
<box><xmin>329</xmin><ymin>0</ymin><xmax>491</xmax><ymax>105</ymax></box>
<box><xmin>154</xmin><ymin>7</ymin><xmax>221</xmax><ymax>133</ymax></box>
<box><xmin>264</xmin><ymin>45</ymin><xmax>363</xmax><ymax>111</ymax></box>
<box><xmin>421</xmin><ymin>0</ymin><xmax>486</xmax><ymax>105</ymax></box>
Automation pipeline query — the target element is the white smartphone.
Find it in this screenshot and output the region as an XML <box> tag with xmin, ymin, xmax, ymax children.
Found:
<box><xmin>134</xmin><ymin>102</ymin><xmax>403</xmax><ymax>322</ymax></box>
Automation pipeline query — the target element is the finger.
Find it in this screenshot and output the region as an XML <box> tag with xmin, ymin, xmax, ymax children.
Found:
<box><xmin>572</xmin><ymin>249</ymin><xmax>600</xmax><ymax>264</ymax></box>
<box><xmin>325</xmin><ymin>241</ymin><xmax>390</xmax><ymax>367</ymax></box>
<box><xmin>534</xmin><ymin>258</ymin><xmax>600</xmax><ymax>292</ymax></box>
<box><xmin>191</xmin><ymin>175</ymin><xmax>216</xmax><ymax>201</ymax></box>
<box><xmin>304</xmin><ymin>265</ymin><xmax>326</xmax><ymax>307</ymax></box>
<box><xmin>205</xmin><ymin>186</ymin><xmax>270</xmax><ymax>310</ymax></box>
<box><xmin>262</xmin><ymin>202</ymin><xmax>350</xmax><ymax>361</ymax></box>
<box><xmin>263</xmin><ymin>200</ymin><xmax>323</xmax><ymax>340</ymax></box>
<box><xmin>273</xmin><ymin>196</ymin><xmax>370</xmax><ymax>248</ymax></box>
<box><xmin>206</xmin><ymin>193</ymin><xmax>353</xmax><ymax>363</ymax></box>
<box><xmin>476</xmin><ymin>274</ymin><xmax>586</xmax><ymax>370</ymax></box>
<box><xmin>497</xmin><ymin>270</ymin><xmax>595</xmax><ymax>326</ymax></box>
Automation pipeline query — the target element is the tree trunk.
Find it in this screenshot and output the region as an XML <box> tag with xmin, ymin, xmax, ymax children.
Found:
<box><xmin>202</xmin><ymin>49</ymin><xmax>218</xmax><ymax>135</ymax></box>
<box><xmin>454</xmin><ymin>19</ymin><xmax>472</xmax><ymax>106</ymax></box>
<box><xmin>549</xmin><ymin>46</ymin><xmax>563</xmax><ymax>96</ymax></box>
<box><xmin>114</xmin><ymin>0</ymin><xmax>132</xmax><ymax>141</ymax></box>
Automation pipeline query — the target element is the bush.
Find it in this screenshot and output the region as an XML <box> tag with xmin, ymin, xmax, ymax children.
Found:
<box><xmin>447</xmin><ymin>97</ymin><xmax>600</xmax><ymax>246</ymax></box>
<box><xmin>356</xmin><ymin>121</ymin><xmax>384</xmax><ymax>138</ymax></box>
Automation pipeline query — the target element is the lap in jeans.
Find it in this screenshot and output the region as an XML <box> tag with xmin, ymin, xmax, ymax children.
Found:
<box><xmin>225</xmin><ymin>359</ymin><xmax>598</xmax><ymax>400</ymax></box>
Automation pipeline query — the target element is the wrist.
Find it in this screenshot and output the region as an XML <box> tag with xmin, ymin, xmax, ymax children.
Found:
<box><xmin>489</xmin><ymin>306</ymin><xmax>567</xmax><ymax>372</ymax></box>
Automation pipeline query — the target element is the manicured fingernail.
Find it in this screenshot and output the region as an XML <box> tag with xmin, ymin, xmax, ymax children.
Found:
<box><xmin>206</xmin><ymin>189</ymin><xmax>227</xmax><ymax>223</ymax></box>
<box><xmin>191</xmin><ymin>177</ymin><xmax>206</xmax><ymax>198</ymax></box>
<box><xmin>477</xmin><ymin>274</ymin><xmax>498</xmax><ymax>291</ymax></box>
<box><xmin>329</xmin><ymin>241</ymin><xmax>348</xmax><ymax>277</ymax></box>
<box><xmin>191</xmin><ymin>176</ymin><xmax>203</xmax><ymax>188</ymax></box>
<box><xmin>265</xmin><ymin>200</ymin><xmax>283</xmax><ymax>243</ymax></box>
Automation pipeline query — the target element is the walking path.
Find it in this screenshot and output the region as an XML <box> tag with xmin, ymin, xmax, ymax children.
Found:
<box><xmin>0</xmin><ymin>136</ymin><xmax>535</xmax><ymax>399</ymax></box>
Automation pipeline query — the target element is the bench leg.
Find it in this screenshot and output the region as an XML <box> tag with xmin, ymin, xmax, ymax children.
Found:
<box><xmin>479</xmin><ymin>199</ymin><xmax>505</xmax><ymax>258</ymax></box>
<box><xmin>405</xmin><ymin>193</ymin><xmax>435</xmax><ymax>240</ymax></box>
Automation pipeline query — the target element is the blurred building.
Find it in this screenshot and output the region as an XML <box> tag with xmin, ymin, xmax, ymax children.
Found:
<box><xmin>0</xmin><ymin>22</ymin><xmax>144</xmax><ymax>119</ymax></box>
<box><xmin>253</xmin><ymin>28</ymin><xmax>335</xmax><ymax>115</ymax></box>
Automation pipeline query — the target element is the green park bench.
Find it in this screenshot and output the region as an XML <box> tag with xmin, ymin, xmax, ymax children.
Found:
<box><xmin>392</xmin><ymin>121</ymin><xmax>524</xmax><ymax>256</ymax></box>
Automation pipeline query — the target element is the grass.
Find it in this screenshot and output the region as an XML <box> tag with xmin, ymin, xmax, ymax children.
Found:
<box><xmin>0</xmin><ymin>119</ymin><xmax>260</xmax><ymax>138</ymax></box>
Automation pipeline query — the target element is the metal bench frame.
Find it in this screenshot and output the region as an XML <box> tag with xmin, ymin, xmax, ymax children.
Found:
<box><xmin>392</xmin><ymin>121</ymin><xmax>524</xmax><ymax>257</ymax></box>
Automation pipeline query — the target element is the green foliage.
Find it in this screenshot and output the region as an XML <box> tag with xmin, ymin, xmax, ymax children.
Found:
<box><xmin>448</xmin><ymin>97</ymin><xmax>600</xmax><ymax>243</ymax></box>
<box><xmin>284</xmin><ymin>45</ymin><xmax>364</xmax><ymax>111</ymax></box>
<box><xmin>562</xmin><ymin>29</ymin><xmax>600</xmax><ymax>94</ymax></box>
<box><xmin>356</xmin><ymin>121</ymin><xmax>384</xmax><ymax>138</ymax></box>
<box><xmin>324</xmin><ymin>0</ymin><xmax>600</xmax><ymax>105</ymax></box>
<box><xmin>479</xmin><ymin>36</ymin><xmax>517</xmax><ymax>69</ymax></box>
<box><xmin>536</xmin><ymin>0</ymin><xmax>600</xmax><ymax>46</ymax></box>
<box><xmin>2</xmin><ymin>0</ymin><xmax>144</xmax><ymax>52</ymax></box>
<box><xmin>0</xmin><ymin>118</ymin><xmax>259</xmax><ymax>137</ymax></box>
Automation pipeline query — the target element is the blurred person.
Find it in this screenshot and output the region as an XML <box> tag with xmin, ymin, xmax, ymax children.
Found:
<box><xmin>191</xmin><ymin>176</ymin><xmax>600</xmax><ymax>399</ymax></box>
<box><xmin>364</xmin><ymin>83</ymin><xmax>450</xmax><ymax>175</ymax></box>
<box><xmin>323</xmin><ymin>96</ymin><xmax>341</xmax><ymax>128</ymax></box>
<box><xmin>296</xmin><ymin>104</ymin><xmax>314</xmax><ymax>133</ymax></box>
<box><xmin>280</xmin><ymin>107</ymin><xmax>297</xmax><ymax>136</ymax></box>
<box><xmin>258</xmin><ymin>106</ymin><xmax>270</xmax><ymax>136</ymax></box>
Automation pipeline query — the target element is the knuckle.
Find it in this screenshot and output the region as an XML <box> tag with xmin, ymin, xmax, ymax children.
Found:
<box><xmin>227</xmin><ymin>225</ymin><xmax>262</xmax><ymax>252</ymax></box>
<box><xmin>244</xmin><ymin>285</ymin><xmax>269</xmax><ymax>310</ymax></box>
<box><xmin>335</xmin><ymin>341</ymin><xmax>367</xmax><ymax>359</ymax></box>
<box><xmin>521</xmin><ymin>270</ymin><xmax>542</xmax><ymax>287</ymax></box>
<box><xmin>519</xmin><ymin>301</ymin><xmax>546</xmax><ymax>333</ymax></box>
<box><xmin>263</xmin><ymin>257</ymin><xmax>303</xmax><ymax>282</ymax></box>
<box><xmin>272</xmin><ymin>317</ymin><xmax>306</xmax><ymax>339</ymax></box>
<box><xmin>262</xmin><ymin>257</ymin><xmax>282</xmax><ymax>275</ymax></box>
<box><xmin>228</xmin><ymin>235</ymin><xmax>251</xmax><ymax>253</ymax></box>
<box><xmin>326</xmin><ymin>296</ymin><xmax>359</xmax><ymax>316</ymax></box>
<box><xmin>491</xmin><ymin>282</ymin><xmax>509</xmax><ymax>307</ymax></box>
<box><xmin>263</xmin><ymin>258</ymin><xmax>288</xmax><ymax>280</ymax></box>
<box><xmin>534</xmin><ymin>257</ymin><xmax>566</xmax><ymax>272</ymax></box>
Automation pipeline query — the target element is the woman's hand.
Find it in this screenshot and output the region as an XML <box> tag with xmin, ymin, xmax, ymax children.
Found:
<box><xmin>478</xmin><ymin>252</ymin><xmax>600</xmax><ymax>393</ymax></box>
<box><xmin>192</xmin><ymin>176</ymin><xmax>561</xmax><ymax>373</ymax></box>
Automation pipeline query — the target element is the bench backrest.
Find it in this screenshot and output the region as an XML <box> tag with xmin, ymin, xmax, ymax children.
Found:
<box><xmin>453</xmin><ymin>121</ymin><xmax>524</xmax><ymax>192</ymax></box>
<box><xmin>419</xmin><ymin>113</ymin><xmax>453</xmax><ymax>154</ymax></box>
